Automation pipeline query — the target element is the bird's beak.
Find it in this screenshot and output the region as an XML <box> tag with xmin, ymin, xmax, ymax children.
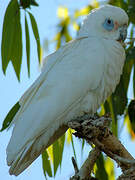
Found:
<box><xmin>117</xmin><ymin>25</ymin><xmax>127</xmax><ymax>43</ymax></box>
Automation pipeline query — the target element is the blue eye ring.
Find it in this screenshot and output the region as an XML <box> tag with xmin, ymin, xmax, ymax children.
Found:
<box><xmin>103</xmin><ymin>18</ymin><xmax>114</xmax><ymax>31</ymax></box>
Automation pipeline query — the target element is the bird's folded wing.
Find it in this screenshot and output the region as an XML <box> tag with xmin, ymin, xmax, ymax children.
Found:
<box><xmin>9</xmin><ymin>39</ymin><xmax>77</xmax><ymax>127</ymax></box>
<box><xmin>7</xmin><ymin>37</ymin><xmax>105</xmax><ymax>165</ymax></box>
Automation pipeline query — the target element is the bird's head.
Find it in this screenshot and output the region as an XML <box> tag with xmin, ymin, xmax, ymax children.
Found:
<box><xmin>78</xmin><ymin>5</ymin><xmax>128</xmax><ymax>44</ymax></box>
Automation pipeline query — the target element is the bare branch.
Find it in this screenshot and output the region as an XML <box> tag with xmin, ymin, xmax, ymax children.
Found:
<box><xmin>68</xmin><ymin>114</ymin><xmax>135</xmax><ymax>180</ymax></box>
<box><xmin>70</xmin><ymin>147</ymin><xmax>100</xmax><ymax>180</ymax></box>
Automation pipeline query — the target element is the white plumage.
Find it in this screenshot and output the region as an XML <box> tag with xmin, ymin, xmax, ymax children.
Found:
<box><xmin>6</xmin><ymin>5</ymin><xmax>128</xmax><ymax>176</ymax></box>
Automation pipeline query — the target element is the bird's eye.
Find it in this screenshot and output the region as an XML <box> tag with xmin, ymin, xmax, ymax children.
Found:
<box><xmin>103</xmin><ymin>18</ymin><xmax>114</xmax><ymax>31</ymax></box>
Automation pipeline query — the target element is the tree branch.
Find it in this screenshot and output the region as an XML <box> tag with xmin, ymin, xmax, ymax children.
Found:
<box><xmin>70</xmin><ymin>147</ymin><xmax>100</xmax><ymax>180</ymax></box>
<box><xmin>68</xmin><ymin>114</ymin><xmax>135</xmax><ymax>180</ymax></box>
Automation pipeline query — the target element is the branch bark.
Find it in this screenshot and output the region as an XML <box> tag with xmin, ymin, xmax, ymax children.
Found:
<box><xmin>70</xmin><ymin>147</ymin><xmax>100</xmax><ymax>180</ymax></box>
<box><xmin>68</xmin><ymin>114</ymin><xmax>135</xmax><ymax>180</ymax></box>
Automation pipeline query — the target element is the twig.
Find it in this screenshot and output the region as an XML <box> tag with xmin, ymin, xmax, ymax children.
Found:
<box><xmin>114</xmin><ymin>155</ymin><xmax>135</xmax><ymax>166</ymax></box>
<box><xmin>70</xmin><ymin>147</ymin><xmax>100</xmax><ymax>180</ymax></box>
<box><xmin>72</xmin><ymin>157</ymin><xmax>79</xmax><ymax>174</ymax></box>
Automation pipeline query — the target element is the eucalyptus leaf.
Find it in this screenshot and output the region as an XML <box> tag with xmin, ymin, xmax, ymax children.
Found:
<box><xmin>58</xmin><ymin>134</ymin><xmax>65</xmax><ymax>167</ymax></box>
<box><xmin>95</xmin><ymin>153</ymin><xmax>108</xmax><ymax>180</ymax></box>
<box><xmin>128</xmin><ymin>0</ymin><xmax>135</xmax><ymax>24</ymax></box>
<box><xmin>42</xmin><ymin>150</ymin><xmax>52</xmax><ymax>177</ymax></box>
<box><xmin>71</xmin><ymin>133</ymin><xmax>77</xmax><ymax>162</ymax></box>
<box><xmin>25</xmin><ymin>15</ymin><xmax>30</xmax><ymax>77</ymax></box>
<box><xmin>30</xmin><ymin>0</ymin><xmax>39</xmax><ymax>7</ymax></box>
<box><xmin>128</xmin><ymin>100</ymin><xmax>135</xmax><ymax>132</ymax></box>
<box><xmin>52</xmin><ymin>134</ymin><xmax>65</xmax><ymax>176</ymax></box>
<box><xmin>28</xmin><ymin>12</ymin><xmax>41</xmax><ymax>63</ymax></box>
<box><xmin>0</xmin><ymin>102</ymin><xmax>20</xmax><ymax>132</ymax></box>
<box><xmin>1</xmin><ymin>0</ymin><xmax>22</xmax><ymax>80</ymax></box>
<box><xmin>19</xmin><ymin>0</ymin><xmax>39</xmax><ymax>9</ymax></box>
<box><xmin>133</xmin><ymin>63</ymin><xmax>135</xmax><ymax>97</ymax></box>
<box><xmin>53</xmin><ymin>140</ymin><xmax>60</xmax><ymax>176</ymax></box>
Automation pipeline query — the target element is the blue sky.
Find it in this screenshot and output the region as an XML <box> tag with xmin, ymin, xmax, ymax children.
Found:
<box><xmin>0</xmin><ymin>0</ymin><xmax>135</xmax><ymax>180</ymax></box>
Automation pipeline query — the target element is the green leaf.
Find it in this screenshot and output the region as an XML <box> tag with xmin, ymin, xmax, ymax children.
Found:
<box><xmin>126</xmin><ymin>47</ymin><xmax>135</xmax><ymax>60</ymax></box>
<box><xmin>30</xmin><ymin>0</ymin><xmax>39</xmax><ymax>7</ymax></box>
<box><xmin>81</xmin><ymin>139</ymin><xmax>85</xmax><ymax>151</ymax></box>
<box><xmin>19</xmin><ymin>0</ymin><xmax>39</xmax><ymax>9</ymax></box>
<box><xmin>104</xmin><ymin>97</ymin><xmax>118</xmax><ymax>136</ymax></box>
<box><xmin>104</xmin><ymin>157</ymin><xmax>115</xmax><ymax>180</ymax></box>
<box><xmin>1</xmin><ymin>0</ymin><xmax>16</xmax><ymax>72</ymax></box>
<box><xmin>128</xmin><ymin>100</ymin><xmax>135</xmax><ymax>132</ymax></box>
<box><xmin>28</xmin><ymin>12</ymin><xmax>41</xmax><ymax>63</ymax></box>
<box><xmin>126</xmin><ymin>27</ymin><xmax>135</xmax><ymax>97</ymax></box>
<box><xmin>1</xmin><ymin>0</ymin><xmax>22</xmax><ymax>81</ymax></box>
<box><xmin>25</xmin><ymin>14</ymin><xmax>30</xmax><ymax>77</ymax></box>
<box><xmin>110</xmin><ymin>57</ymin><xmax>134</xmax><ymax>118</ymax></box>
<box><xmin>52</xmin><ymin>134</ymin><xmax>65</xmax><ymax>176</ymax></box>
<box><xmin>42</xmin><ymin>150</ymin><xmax>52</xmax><ymax>178</ymax></box>
<box><xmin>128</xmin><ymin>0</ymin><xmax>135</xmax><ymax>24</ymax></box>
<box><xmin>95</xmin><ymin>153</ymin><xmax>108</xmax><ymax>180</ymax></box>
<box><xmin>109</xmin><ymin>0</ymin><xmax>128</xmax><ymax>10</ymax></box>
<box><xmin>53</xmin><ymin>140</ymin><xmax>60</xmax><ymax>176</ymax></box>
<box><xmin>58</xmin><ymin>134</ymin><xmax>65</xmax><ymax>167</ymax></box>
<box><xmin>111</xmin><ymin>77</ymin><xmax>127</xmax><ymax>116</ymax></box>
<box><xmin>19</xmin><ymin>0</ymin><xmax>31</xmax><ymax>9</ymax></box>
<box><xmin>71</xmin><ymin>133</ymin><xmax>77</xmax><ymax>162</ymax></box>
<box><xmin>0</xmin><ymin>102</ymin><xmax>20</xmax><ymax>132</ymax></box>
<box><xmin>66</xmin><ymin>129</ymin><xmax>77</xmax><ymax>161</ymax></box>
<box><xmin>54</xmin><ymin>32</ymin><xmax>61</xmax><ymax>50</ymax></box>
<box><xmin>107</xmin><ymin>96</ymin><xmax>118</xmax><ymax>136</ymax></box>
<box><xmin>134</xmin><ymin>65</ymin><xmax>135</xmax><ymax>97</ymax></box>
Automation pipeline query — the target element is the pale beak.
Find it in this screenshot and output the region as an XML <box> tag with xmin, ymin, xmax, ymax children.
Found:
<box><xmin>117</xmin><ymin>25</ymin><xmax>127</xmax><ymax>42</ymax></box>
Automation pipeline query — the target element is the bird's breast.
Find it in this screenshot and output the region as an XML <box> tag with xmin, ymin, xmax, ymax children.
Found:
<box><xmin>80</xmin><ymin>39</ymin><xmax>125</xmax><ymax>114</ymax></box>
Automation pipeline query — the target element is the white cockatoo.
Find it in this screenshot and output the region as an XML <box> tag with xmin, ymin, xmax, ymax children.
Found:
<box><xmin>6</xmin><ymin>5</ymin><xmax>128</xmax><ymax>176</ymax></box>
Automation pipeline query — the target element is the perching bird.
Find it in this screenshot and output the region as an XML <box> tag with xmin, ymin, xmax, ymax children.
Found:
<box><xmin>7</xmin><ymin>5</ymin><xmax>128</xmax><ymax>176</ymax></box>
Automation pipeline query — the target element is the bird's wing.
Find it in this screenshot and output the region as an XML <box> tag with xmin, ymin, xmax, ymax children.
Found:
<box><xmin>7</xmin><ymin>37</ymin><xmax>105</xmax><ymax>173</ymax></box>
<box><xmin>9</xmin><ymin>39</ymin><xmax>77</xmax><ymax>127</ymax></box>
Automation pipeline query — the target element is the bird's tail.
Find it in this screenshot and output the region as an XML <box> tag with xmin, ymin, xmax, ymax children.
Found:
<box><xmin>7</xmin><ymin>125</ymin><xmax>68</xmax><ymax>176</ymax></box>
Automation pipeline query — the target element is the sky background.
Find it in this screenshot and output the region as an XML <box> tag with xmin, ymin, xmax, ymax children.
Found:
<box><xmin>0</xmin><ymin>0</ymin><xmax>135</xmax><ymax>180</ymax></box>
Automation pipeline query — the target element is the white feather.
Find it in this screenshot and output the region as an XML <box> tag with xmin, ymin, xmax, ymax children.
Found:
<box><xmin>6</xmin><ymin>5</ymin><xmax>128</xmax><ymax>176</ymax></box>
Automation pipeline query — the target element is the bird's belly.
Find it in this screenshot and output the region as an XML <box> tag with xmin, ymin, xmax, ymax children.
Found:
<box><xmin>63</xmin><ymin>62</ymin><xmax>123</xmax><ymax>125</ymax></box>
<box><xmin>63</xmin><ymin>90</ymin><xmax>102</xmax><ymax>123</ymax></box>
<box><xmin>79</xmin><ymin>68</ymin><xmax>122</xmax><ymax>115</ymax></box>
<box><xmin>80</xmin><ymin>91</ymin><xmax>100</xmax><ymax>114</ymax></box>
<box><xmin>65</xmin><ymin>74</ymin><xmax>121</xmax><ymax>122</ymax></box>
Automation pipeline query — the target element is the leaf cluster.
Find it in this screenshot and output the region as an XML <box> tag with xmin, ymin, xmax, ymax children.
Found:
<box><xmin>1</xmin><ymin>0</ymin><xmax>41</xmax><ymax>80</ymax></box>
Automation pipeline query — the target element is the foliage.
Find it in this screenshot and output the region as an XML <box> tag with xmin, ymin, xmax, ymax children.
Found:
<box><xmin>0</xmin><ymin>102</ymin><xmax>20</xmax><ymax>132</ymax></box>
<box><xmin>1</xmin><ymin>0</ymin><xmax>41</xmax><ymax>80</ymax></box>
<box><xmin>1</xmin><ymin>0</ymin><xmax>22</xmax><ymax>80</ymax></box>
<box><xmin>1</xmin><ymin>0</ymin><xmax>135</xmax><ymax>179</ymax></box>
<box><xmin>95</xmin><ymin>153</ymin><xmax>109</xmax><ymax>180</ymax></box>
